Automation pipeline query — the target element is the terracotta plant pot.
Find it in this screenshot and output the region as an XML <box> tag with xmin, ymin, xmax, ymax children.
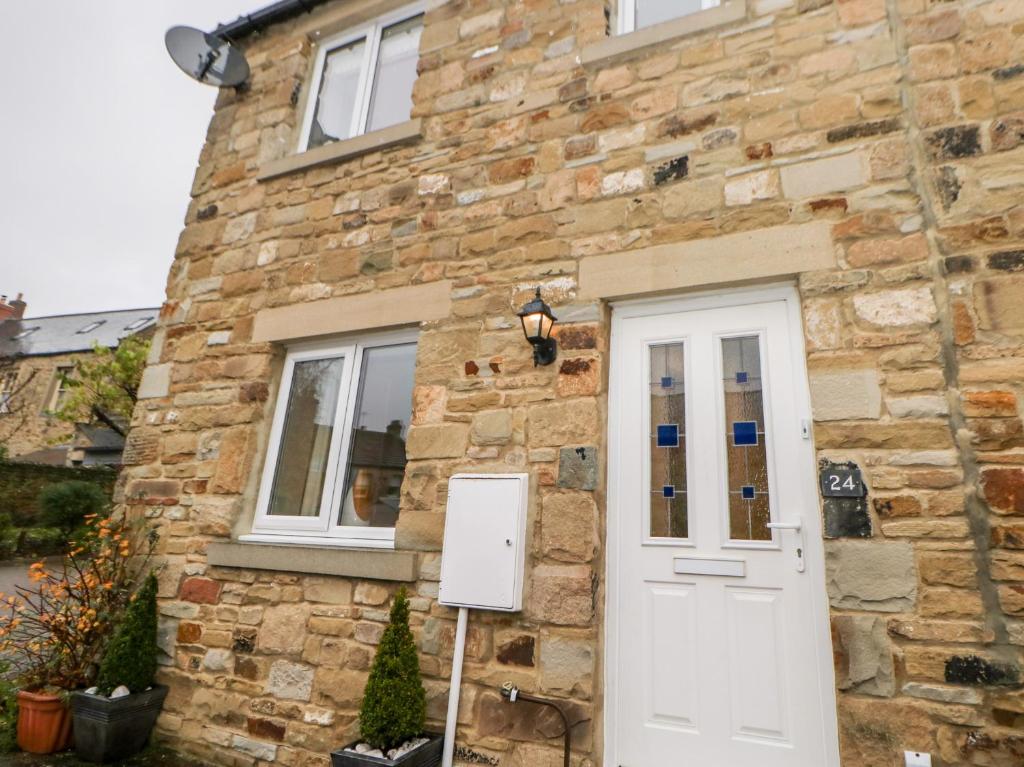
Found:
<box><xmin>16</xmin><ymin>689</ymin><xmax>73</xmax><ymax>754</ymax></box>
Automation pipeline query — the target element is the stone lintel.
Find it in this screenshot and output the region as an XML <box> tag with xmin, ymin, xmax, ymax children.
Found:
<box><xmin>207</xmin><ymin>541</ymin><xmax>418</xmax><ymax>582</ymax></box>
<box><xmin>257</xmin><ymin>119</ymin><xmax>422</xmax><ymax>181</ymax></box>
<box><xmin>578</xmin><ymin>221</ymin><xmax>835</xmax><ymax>300</ymax></box>
<box><xmin>580</xmin><ymin>0</ymin><xmax>748</xmax><ymax>67</ymax></box>
<box><xmin>252</xmin><ymin>280</ymin><xmax>452</xmax><ymax>343</ymax></box>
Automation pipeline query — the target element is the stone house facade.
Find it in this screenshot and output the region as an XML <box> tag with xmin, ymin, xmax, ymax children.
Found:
<box><xmin>0</xmin><ymin>305</ymin><xmax>158</xmax><ymax>463</ymax></box>
<box><xmin>133</xmin><ymin>0</ymin><xmax>1024</xmax><ymax>764</ymax></box>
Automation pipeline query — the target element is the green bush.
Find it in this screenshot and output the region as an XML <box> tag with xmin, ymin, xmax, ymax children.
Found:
<box><xmin>38</xmin><ymin>480</ymin><xmax>108</xmax><ymax>536</ymax></box>
<box><xmin>19</xmin><ymin>526</ymin><xmax>66</xmax><ymax>557</ymax></box>
<box><xmin>359</xmin><ymin>588</ymin><xmax>427</xmax><ymax>751</ymax></box>
<box><xmin>96</xmin><ymin>572</ymin><xmax>159</xmax><ymax>695</ymax></box>
<box><xmin>0</xmin><ymin>661</ymin><xmax>16</xmax><ymax>753</ymax></box>
<box><xmin>0</xmin><ymin>515</ymin><xmax>14</xmax><ymax>560</ymax></box>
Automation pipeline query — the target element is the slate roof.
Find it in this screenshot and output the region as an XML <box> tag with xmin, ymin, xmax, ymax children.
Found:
<box><xmin>0</xmin><ymin>308</ymin><xmax>158</xmax><ymax>358</ymax></box>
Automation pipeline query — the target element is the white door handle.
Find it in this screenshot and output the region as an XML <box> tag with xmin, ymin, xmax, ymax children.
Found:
<box><xmin>766</xmin><ymin>517</ymin><xmax>805</xmax><ymax>572</ymax></box>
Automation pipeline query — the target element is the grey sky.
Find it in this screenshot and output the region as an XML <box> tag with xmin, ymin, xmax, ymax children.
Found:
<box><xmin>1</xmin><ymin>1</ymin><xmax>258</xmax><ymax>319</ymax></box>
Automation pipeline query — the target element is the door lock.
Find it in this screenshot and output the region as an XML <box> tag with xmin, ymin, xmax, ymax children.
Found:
<box><xmin>766</xmin><ymin>517</ymin><xmax>805</xmax><ymax>573</ymax></box>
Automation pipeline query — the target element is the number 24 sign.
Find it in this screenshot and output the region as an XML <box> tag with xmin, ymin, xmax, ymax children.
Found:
<box><xmin>819</xmin><ymin>467</ymin><xmax>865</xmax><ymax>498</ymax></box>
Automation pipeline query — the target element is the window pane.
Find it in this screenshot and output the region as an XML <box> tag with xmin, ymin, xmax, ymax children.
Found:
<box><xmin>309</xmin><ymin>38</ymin><xmax>367</xmax><ymax>148</ymax></box>
<box><xmin>366</xmin><ymin>16</ymin><xmax>423</xmax><ymax>133</ymax></box>
<box><xmin>650</xmin><ymin>343</ymin><xmax>688</xmax><ymax>538</ymax></box>
<box><xmin>721</xmin><ymin>336</ymin><xmax>771</xmax><ymax>541</ymax></box>
<box><xmin>267</xmin><ymin>357</ymin><xmax>345</xmax><ymax>517</ymax></box>
<box><xmin>635</xmin><ymin>0</ymin><xmax>716</xmax><ymax>30</ymax></box>
<box><xmin>338</xmin><ymin>343</ymin><xmax>416</xmax><ymax>528</ymax></box>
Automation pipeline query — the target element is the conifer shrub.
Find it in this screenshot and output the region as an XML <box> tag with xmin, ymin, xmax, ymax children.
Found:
<box><xmin>96</xmin><ymin>572</ymin><xmax>158</xmax><ymax>695</ymax></box>
<box><xmin>359</xmin><ymin>588</ymin><xmax>427</xmax><ymax>751</ymax></box>
<box><xmin>39</xmin><ymin>480</ymin><xmax>108</xmax><ymax>536</ymax></box>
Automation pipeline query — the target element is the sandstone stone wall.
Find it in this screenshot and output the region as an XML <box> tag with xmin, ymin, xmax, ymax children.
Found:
<box><xmin>126</xmin><ymin>0</ymin><xmax>1024</xmax><ymax>764</ymax></box>
<box><xmin>1</xmin><ymin>352</ymin><xmax>89</xmax><ymax>458</ymax></box>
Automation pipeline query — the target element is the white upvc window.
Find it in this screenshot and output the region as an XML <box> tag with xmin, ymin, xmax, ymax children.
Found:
<box><xmin>618</xmin><ymin>0</ymin><xmax>721</xmax><ymax>35</ymax></box>
<box><xmin>0</xmin><ymin>371</ymin><xmax>16</xmax><ymax>415</ymax></box>
<box><xmin>248</xmin><ymin>329</ymin><xmax>418</xmax><ymax>548</ymax></box>
<box><xmin>299</xmin><ymin>3</ymin><xmax>424</xmax><ymax>151</ymax></box>
<box><xmin>47</xmin><ymin>366</ymin><xmax>74</xmax><ymax>412</ymax></box>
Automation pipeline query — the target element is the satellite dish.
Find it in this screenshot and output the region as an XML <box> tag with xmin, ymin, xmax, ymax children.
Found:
<box><xmin>165</xmin><ymin>26</ymin><xmax>250</xmax><ymax>87</ymax></box>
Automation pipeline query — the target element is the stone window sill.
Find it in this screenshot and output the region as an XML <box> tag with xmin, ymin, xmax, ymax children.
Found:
<box><xmin>207</xmin><ymin>540</ymin><xmax>418</xmax><ymax>582</ymax></box>
<box><xmin>257</xmin><ymin>118</ymin><xmax>422</xmax><ymax>181</ymax></box>
<box><xmin>580</xmin><ymin>0</ymin><xmax>747</xmax><ymax>67</ymax></box>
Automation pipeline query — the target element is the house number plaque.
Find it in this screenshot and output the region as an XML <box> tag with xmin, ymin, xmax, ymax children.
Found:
<box><xmin>820</xmin><ymin>467</ymin><xmax>865</xmax><ymax>497</ymax></box>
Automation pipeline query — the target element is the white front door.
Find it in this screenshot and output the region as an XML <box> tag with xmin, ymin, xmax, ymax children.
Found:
<box><xmin>606</xmin><ymin>286</ymin><xmax>839</xmax><ymax>767</ymax></box>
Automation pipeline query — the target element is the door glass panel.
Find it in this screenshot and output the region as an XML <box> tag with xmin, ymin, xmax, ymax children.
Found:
<box><xmin>268</xmin><ymin>357</ymin><xmax>345</xmax><ymax>517</ymax></box>
<box><xmin>337</xmin><ymin>343</ymin><xmax>417</xmax><ymax>528</ymax></box>
<box><xmin>650</xmin><ymin>342</ymin><xmax>688</xmax><ymax>538</ymax></box>
<box><xmin>309</xmin><ymin>37</ymin><xmax>367</xmax><ymax>148</ymax></box>
<box><xmin>721</xmin><ymin>336</ymin><xmax>771</xmax><ymax>541</ymax></box>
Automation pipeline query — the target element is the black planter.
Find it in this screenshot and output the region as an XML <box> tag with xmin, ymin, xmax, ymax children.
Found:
<box><xmin>70</xmin><ymin>685</ymin><xmax>169</xmax><ymax>763</ymax></box>
<box><xmin>331</xmin><ymin>733</ymin><xmax>444</xmax><ymax>767</ymax></box>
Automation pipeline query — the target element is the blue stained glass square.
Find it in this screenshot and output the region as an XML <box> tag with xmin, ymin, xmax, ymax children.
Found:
<box><xmin>662</xmin><ymin>485</ymin><xmax>675</xmax><ymax>498</ymax></box>
<box><xmin>735</xmin><ymin>371</ymin><xmax>748</xmax><ymax>384</ymax></box>
<box><xmin>661</xmin><ymin>376</ymin><xmax>673</xmax><ymax>389</ymax></box>
<box><xmin>733</xmin><ymin>421</ymin><xmax>758</xmax><ymax>446</ymax></box>
<box><xmin>656</xmin><ymin>424</ymin><xmax>679</xmax><ymax>448</ymax></box>
<box><xmin>741</xmin><ymin>485</ymin><xmax>755</xmax><ymax>499</ymax></box>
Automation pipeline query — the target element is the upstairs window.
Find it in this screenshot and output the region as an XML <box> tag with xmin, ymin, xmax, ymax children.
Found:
<box><xmin>47</xmin><ymin>366</ymin><xmax>74</xmax><ymax>412</ymax></box>
<box><xmin>618</xmin><ymin>0</ymin><xmax>721</xmax><ymax>34</ymax></box>
<box><xmin>251</xmin><ymin>329</ymin><xmax>418</xmax><ymax>546</ymax></box>
<box><xmin>0</xmin><ymin>371</ymin><xmax>16</xmax><ymax>415</ymax></box>
<box><xmin>300</xmin><ymin>5</ymin><xmax>423</xmax><ymax>151</ymax></box>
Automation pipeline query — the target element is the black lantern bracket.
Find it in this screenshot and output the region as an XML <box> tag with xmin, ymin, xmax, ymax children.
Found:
<box><xmin>517</xmin><ymin>287</ymin><xmax>558</xmax><ymax>367</ymax></box>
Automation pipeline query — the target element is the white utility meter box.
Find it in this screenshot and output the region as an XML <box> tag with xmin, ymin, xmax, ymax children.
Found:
<box><xmin>439</xmin><ymin>473</ymin><xmax>529</xmax><ymax>612</ymax></box>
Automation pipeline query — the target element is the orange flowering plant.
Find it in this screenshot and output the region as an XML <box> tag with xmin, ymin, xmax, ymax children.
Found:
<box><xmin>0</xmin><ymin>513</ymin><xmax>158</xmax><ymax>691</ymax></box>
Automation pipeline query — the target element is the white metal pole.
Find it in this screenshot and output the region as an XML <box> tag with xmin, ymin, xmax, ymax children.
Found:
<box><xmin>441</xmin><ymin>607</ymin><xmax>469</xmax><ymax>767</ymax></box>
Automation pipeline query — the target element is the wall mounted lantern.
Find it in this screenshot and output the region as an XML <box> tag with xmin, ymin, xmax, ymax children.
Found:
<box><xmin>517</xmin><ymin>288</ymin><xmax>558</xmax><ymax>367</ymax></box>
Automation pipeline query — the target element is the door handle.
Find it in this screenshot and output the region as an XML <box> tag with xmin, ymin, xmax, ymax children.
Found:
<box><xmin>766</xmin><ymin>517</ymin><xmax>805</xmax><ymax>572</ymax></box>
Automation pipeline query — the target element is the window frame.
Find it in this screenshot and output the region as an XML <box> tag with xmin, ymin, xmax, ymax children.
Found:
<box><xmin>0</xmin><ymin>371</ymin><xmax>16</xmax><ymax>415</ymax></box>
<box><xmin>46</xmin><ymin>366</ymin><xmax>74</xmax><ymax>413</ymax></box>
<box><xmin>297</xmin><ymin>2</ymin><xmax>424</xmax><ymax>153</ymax></box>
<box><xmin>617</xmin><ymin>0</ymin><xmax>722</xmax><ymax>35</ymax></box>
<box><xmin>249</xmin><ymin>327</ymin><xmax>418</xmax><ymax>548</ymax></box>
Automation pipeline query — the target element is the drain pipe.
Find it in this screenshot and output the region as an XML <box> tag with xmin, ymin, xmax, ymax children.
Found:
<box><xmin>441</xmin><ymin>607</ymin><xmax>469</xmax><ymax>767</ymax></box>
<box><xmin>500</xmin><ymin>683</ymin><xmax>571</xmax><ymax>767</ymax></box>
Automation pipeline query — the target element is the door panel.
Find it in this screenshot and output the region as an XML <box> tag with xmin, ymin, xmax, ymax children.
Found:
<box><xmin>645</xmin><ymin>582</ymin><xmax>699</xmax><ymax>729</ymax></box>
<box><xmin>607</xmin><ymin>288</ymin><xmax>839</xmax><ymax>767</ymax></box>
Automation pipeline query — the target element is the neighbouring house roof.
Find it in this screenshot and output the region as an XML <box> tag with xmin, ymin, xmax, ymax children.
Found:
<box><xmin>0</xmin><ymin>308</ymin><xmax>159</xmax><ymax>358</ymax></box>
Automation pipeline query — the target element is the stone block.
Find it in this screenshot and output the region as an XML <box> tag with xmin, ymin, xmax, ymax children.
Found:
<box><xmin>528</xmin><ymin>400</ymin><xmax>599</xmax><ymax>447</ymax></box>
<box><xmin>557</xmin><ymin>446</ymin><xmax>599</xmax><ymax>490</ymax></box>
<box><xmin>853</xmin><ymin>287</ymin><xmax>937</xmax><ymax>327</ymax></box>
<box><xmin>539</xmin><ymin>633</ymin><xmax>594</xmax><ymax>697</ymax></box>
<box><xmin>266</xmin><ymin>660</ymin><xmax>314</xmax><ymax>701</ymax></box>
<box><xmin>780</xmin><ymin>152</ymin><xmax>865</xmax><ymax>199</ymax></box>
<box><xmin>529</xmin><ymin>565</ymin><xmax>594</xmax><ymax>626</ymax></box>
<box><xmin>808</xmin><ymin>369</ymin><xmax>881</xmax><ymax>421</ymax></box>
<box><xmin>258</xmin><ymin>603</ymin><xmax>311</xmax><ymax>654</ymax></box>
<box><xmin>406</xmin><ymin>423</ymin><xmax>470</xmax><ymax>459</ymax></box>
<box><xmin>982</xmin><ymin>468</ymin><xmax>1024</xmax><ymax>515</ymax></box>
<box><xmin>975</xmin><ymin>276</ymin><xmax>1024</xmax><ymax>331</ymax></box>
<box><xmin>471</xmin><ymin>410</ymin><xmax>513</xmax><ymax>446</ymax></box>
<box><xmin>541</xmin><ymin>492</ymin><xmax>598</xmax><ymax>563</ymax></box>
<box><xmin>826</xmin><ymin>541</ymin><xmax>916</xmax><ymax>612</ymax></box>
<box><xmin>832</xmin><ymin>615</ymin><xmax>895</xmax><ymax>696</ymax></box>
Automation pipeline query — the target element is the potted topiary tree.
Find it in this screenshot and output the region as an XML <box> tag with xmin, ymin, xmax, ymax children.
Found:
<box><xmin>71</xmin><ymin>572</ymin><xmax>168</xmax><ymax>763</ymax></box>
<box><xmin>331</xmin><ymin>589</ymin><xmax>443</xmax><ymax>767</ymax></box>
